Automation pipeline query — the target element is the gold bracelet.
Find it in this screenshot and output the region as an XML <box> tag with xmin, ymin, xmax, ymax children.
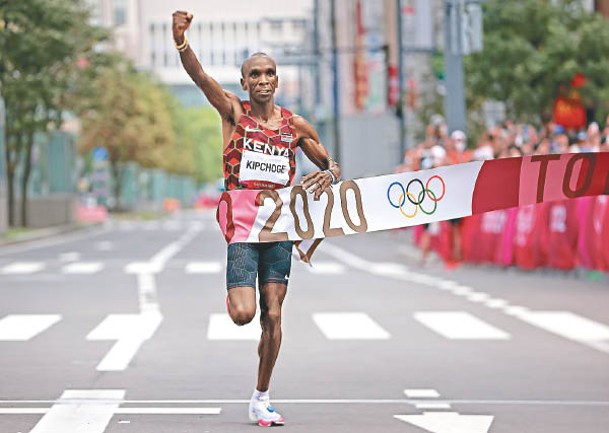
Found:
<box><xmin>175</xmin><ymin>35</ymin><xmax>188</xmax><ymax>51</ymax></box>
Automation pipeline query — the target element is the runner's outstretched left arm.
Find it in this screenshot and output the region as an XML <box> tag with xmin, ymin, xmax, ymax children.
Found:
<box><xmin>295</xmin><ymin>116</ymin><xmax>341</xmax><ymax>200</ymax></box>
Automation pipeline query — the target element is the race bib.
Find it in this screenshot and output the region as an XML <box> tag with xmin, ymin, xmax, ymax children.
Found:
<box><xmin>240</xmin><ymin>150</ymin><xmax>290</xmax><ymax>186</ymax></box>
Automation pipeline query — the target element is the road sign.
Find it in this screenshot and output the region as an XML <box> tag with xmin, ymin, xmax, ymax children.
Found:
<box><xmin>92</xmin><ymin>146</ymin><xmax>109</xmax><ymax>161</ymax></box>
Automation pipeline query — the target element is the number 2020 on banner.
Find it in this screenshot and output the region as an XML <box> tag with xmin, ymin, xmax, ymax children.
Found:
<box><xmin>256</xmin><ymin>180</ymin><xmax>368</xmax><ymax>242</ymax></box>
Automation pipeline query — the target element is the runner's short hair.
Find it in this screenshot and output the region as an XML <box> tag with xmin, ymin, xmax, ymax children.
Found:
<box><xmin>241</xmin><ymin>52</ymin><xmax>274</xmax><ymax>77</ymax></box>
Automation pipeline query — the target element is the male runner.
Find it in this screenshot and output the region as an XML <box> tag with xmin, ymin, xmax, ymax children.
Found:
<box><xmin>172</xmin><ymin>11</ymin><xmax>341</xmax><ymax>427</ymax></box>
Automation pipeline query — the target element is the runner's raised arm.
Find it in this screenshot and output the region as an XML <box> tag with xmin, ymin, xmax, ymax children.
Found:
<box><xmin>172</xmin><ymin>11</ymin><xmax>237</xmax><ymax>123</ymax></box>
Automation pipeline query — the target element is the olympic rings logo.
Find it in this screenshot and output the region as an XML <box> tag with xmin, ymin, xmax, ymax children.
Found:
<box><xmin>387</xmin><ymin>175</ymin><xmax>446</xmax><ymax>218</ymax></box>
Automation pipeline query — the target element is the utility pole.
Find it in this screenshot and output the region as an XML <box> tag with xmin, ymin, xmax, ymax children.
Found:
<box><xmin>396</xmin><ymin>0</ymin><xmax>406</xmax><ymax>159</ymax></box>
<box><xmin>443</xmin><ymin>0</ymin><xmax>467</xmax><ymax>133</ymax></box>
<box><xmin>330</xmin><ymin>0</ymin><xmax>341</xmax><ymax>163</ymax></box>
<box><xmin>443</xmin><ymin>0</ymin><xmax>484</xmax><ymax>133</ymax></box>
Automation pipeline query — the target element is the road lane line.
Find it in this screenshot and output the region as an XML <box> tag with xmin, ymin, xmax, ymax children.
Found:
<box><xmin>61</xmin><ymin>262</ymin><xmax>104</xmax><ymax>274</ymax></box>
<box><xmin>307</xmin><ymin>262</ymin><xmax>346</xmax><ymax>274</ymax></box>
<box><xmin>0</xmin><ymin>262</ymin><xmax>45</xmax><ymax>274</ymax></box>
<box><xmin>0</xmin><ymin>314</ymin><xmax>61</xmax><ymax>341</ymax></box>
<box><xmin>321</xmin><ymin>242</ymin><xmax>609</xmax><ymax>354</ymax></box>
<box><xmin>207</xmin><ymin>313</ymin><xmax>261</xmax><ymax>340</ymax></box>
<box><xmin>2</xmin><ymin>398</ymin><xmax>609</xmax><ymax>406</ymax></box>
<box><xmin>516</xmin><ymin>311</ymin><xmax>609</xmax><ymax>354</ymax></box>
<box><xmin>415</xmin><ymin>403</ymin><xmax>453</xmax><ymax>409</ymax></box>
<box><xmin>87</xmin><ymin>313</ymin><xmax>162</xmax><ymax>371</ymax></box>
<box><xmin>404</xmin><ymin>389</ymin><xmax>440</xmax><ymax>398</ymax></box>
<box><xmin>29</xmin><ymin>389</ymin><xmax>124</xmax><ymax>433</ymax></box>
<box><xmin>313</xmin><ymin>312</ymin><xmax>391</xmax><ymax>340</ymax></box>
<box><xmin>116</xmin><ymin>407</ymin><xmax>221</xmax><ymax>415</ymax></box>
<box><xmin>414</xmin><ymin>312</ymin><xmax>511</xmax><ymax>340</ymax></box>
<box><xmin>185</xmin><ymin>261</ymin><xmax>223</xmax><ymax>274</ymax></box>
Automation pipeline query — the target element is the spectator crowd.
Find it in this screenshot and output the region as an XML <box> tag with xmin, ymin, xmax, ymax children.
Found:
<box><xmin>396</xmin><ymin>115</ymin><xmax>609</xmax><ymax>272</ymax></box>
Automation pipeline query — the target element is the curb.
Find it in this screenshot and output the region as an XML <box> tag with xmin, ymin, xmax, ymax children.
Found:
<box><xmin>0</xmin><ymin>223</ymin><xmax>104</xmax><ymax>248</ymax></box>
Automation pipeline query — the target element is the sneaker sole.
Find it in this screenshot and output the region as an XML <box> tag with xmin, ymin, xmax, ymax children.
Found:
<box><xmin>258</xmin><ymin>418</ymin><xmax>285</xmax><ymax>427</ymax></box>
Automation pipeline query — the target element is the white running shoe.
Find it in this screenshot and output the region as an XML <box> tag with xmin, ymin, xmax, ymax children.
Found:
<box><xmin>249</xmin><ymin>396</ymin><xmax>285</xmax><ymax>427</ymax></box>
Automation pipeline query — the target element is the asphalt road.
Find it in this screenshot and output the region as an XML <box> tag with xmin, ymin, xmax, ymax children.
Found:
<box><xmin>0</xmin><ymin>210</ymin><xmax>607</xmax><ymax>433</ymax></box>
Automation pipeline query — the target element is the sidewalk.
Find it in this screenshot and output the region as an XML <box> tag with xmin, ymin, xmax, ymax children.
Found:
<box><xmin>0</xmin><ymin>223</ymin><xmax>104</xmax><ymax>248</ymax></box>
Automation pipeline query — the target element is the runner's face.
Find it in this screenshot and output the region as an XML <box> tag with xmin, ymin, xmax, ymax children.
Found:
<box><xmin>241</xmin><ymin>57</ymin><xmax>278</xmax><ymax>103</ymax></box>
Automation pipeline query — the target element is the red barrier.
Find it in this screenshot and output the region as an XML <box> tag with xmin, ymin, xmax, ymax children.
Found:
<box><xmin>584</xmin><ymin>196</ymin><xmax>609</xmax><ymax>271</ymax></box>
<box><xmin>413</xmin><ymin>195</ymin><xmax>608</xmax><ymax>272</ymax></box>
<box><xmin>542</xmin><ymin>200</ymin><xmax>579</xmax><ymax>270</ymax></box>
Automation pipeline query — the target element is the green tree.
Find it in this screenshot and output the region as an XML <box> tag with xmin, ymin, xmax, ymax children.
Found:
<box><xmin>78</xmin><ymin>64</ymin><xmax>175</xmax><ymax>210</ymax></box>
<box><xmin>182</xmin><ymin>106</ymin><xmax>222</xmax><ymax>184</ymax></box>
<box><xmin>465</xmin><ymin>0</ymin><xmax>609</xmax><ymax>124</ymax></box>
<box><xmin>0</xmin><ymin>0</ymin><xmax>105</xmax><ymax>226</ymax></box>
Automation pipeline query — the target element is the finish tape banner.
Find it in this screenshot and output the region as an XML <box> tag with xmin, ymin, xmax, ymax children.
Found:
<box><xmin>216</xmin><ymin>153</ymin><xmax>609</xmax><ymax>260</ymax></box>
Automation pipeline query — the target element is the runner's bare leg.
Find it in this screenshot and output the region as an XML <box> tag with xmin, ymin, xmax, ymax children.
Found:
<box><xmin>227</xmin><ymin>287</ymin><xmax>257</xmax><ymax>326</ymax></box>
<box><xmin>257</xmin><ymin>282</ymin><xmax>287</xmax><ymax>391</ymax></box>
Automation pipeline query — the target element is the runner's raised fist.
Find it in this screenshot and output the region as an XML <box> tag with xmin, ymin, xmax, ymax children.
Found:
<box><xmin>172</xmin><ymin>11</ymin><xmax>193</xmax><ymax>44</ymax></box>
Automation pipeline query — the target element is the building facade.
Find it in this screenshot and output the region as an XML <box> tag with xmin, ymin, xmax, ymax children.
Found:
<box><xmin>87</xmin><ymin>0</ymin><xmax>313</xmax><ymax>108</ymax></box>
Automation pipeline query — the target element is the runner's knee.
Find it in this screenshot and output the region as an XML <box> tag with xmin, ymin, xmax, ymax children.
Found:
<box><xmin>230</xmin><ymin>304</ymin><xmax>256</xmax><ymax>326</ymax></box>
<box><xmin>261</xmin><ymin>308</ymin><xmax>282</xmax><ymax>329</ymax></box>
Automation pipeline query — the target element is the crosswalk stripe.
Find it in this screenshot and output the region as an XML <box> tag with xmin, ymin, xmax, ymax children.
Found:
<box><xmin>185</xmin><ymin>262</ymin><xmax>223</xmax><ymax>274</ymax></box>
<box><xmin>1</xmin><ymin>262</ymin><xmax>45</xmax><ymax>274</ymax></box>
<box><xmin>29</xmin><ymin>390</ymin><xmax>124</xmax><ymax>433</ymax></box>
<box><xmin>414</xmin><ymin>311</ymin><xmax>511</xmax><ymax>340</ymax></box>
<box><xmin>207</xmin><ymin>313</ymin><xmax>261</xmax><ymax>340</ymax></box>
<box><xmin>61</xmin><ymin>262</ymin><xmax>104</xmax><ymax>274</ymax></box>
<box><xmin>307</xmin><ymin>262</ymin><xmax>346</xmax><ymax>274</ymax></box>
<box><xmin>312</xmin><ymin>312</ymin><xmax>391</xmax><ymax>340</ymax></box>
<box><xmin>516</xmin><ymin>311</ymin><xmax>609</xmax><ymax>342</ymax></box>
<box><xmin>0</xmin><ymin>314</ymin><xmax>62</xmax><ymax>341</ymax></box>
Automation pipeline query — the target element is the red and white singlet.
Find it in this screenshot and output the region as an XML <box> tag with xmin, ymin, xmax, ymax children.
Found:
<box><xmin>223</xmin><ymin>101</ymin><xmax>297</xmax><ymax>191</ymax></box>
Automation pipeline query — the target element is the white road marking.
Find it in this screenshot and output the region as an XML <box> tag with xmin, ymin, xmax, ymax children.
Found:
<box><xmin>485</xmin><ymin>299</ymin><xmax>508</xmax><ymax>309</ymax></box>
<box><xmin>517</xmin><ymin>311</ymin><xmax>609</xmax><ymax>348</ymax></box>
<box><xmin>115</xmin><ymin>407</ymin><xmax>221</xmax><ymax>415</ymax></box>
<box><xmin>0</xmin><ymin>407</ymin><xmax>221</xmax><ymax>415</ymax></box>
<box><xmin>125</xmin><ymin>262</ymin><xmax>160</xmax><ymax>274</ymax></box>
<box><xmin>369</xmin><ymin>262</ymin><xmax>410</xmax><ymax>276</ymax></box>
<box><xmin>307</xmin><ymin>262</ymin><xmax>346</xmax><ymax>274</ymax></box>
<box><xmin>29</xmin><ymin>389</ymin><xmax>125</xmax><ymax>433</ymax></box>
<box><xmin>394</xmin><ymin>412</ymin><xmax>494</xmax><ymax>433</ymax></box>
<box><xmin>404</xmin><ymin>389</ymin><xmax>440</xmax><ymax>398</ymax></box>
<box><xmin>1</xmin><ymin>262</ymin><xmax>45</xmax><ymax>274</ymax></box>
<box><xmin>186</xmin><ymin>261</ymin><xmax>223</xmax><ymax>274</ymax></box>
<box><xmin>451</xmin><ymin>286</ymin><xmax>473</xmax><ymax>296</ymax></box>
<box><xmin>62</xmin><ymin>262</ymin><xmax>104</xmax><ymax>274</ymax></box>
<box><xmin>2</xmin><ymin>398</ymin><xmax>609</xmax><ymax>406</ymax></box>
<box><xmin>414</xmin><ymin>312</ymin><xmax>511</xmax><ymax>340</ymax></box>
<box><xmin>466</xmin><ymin>293</ymin><xmax>491</xmax><ymax>303</ymax></box>
<box><xmin>321</xmin><ymin>242</ymin><xmax>609</xmax><ymax>354</ymax></box>
<box><xmin>207</xmin><ymin>313</ymin><xmax>261</xmax><ymax>340</ymax></box>
<box><xmin>87</xmin><ymin>313</ymin><xmax>162</xmax><ymax>371</ymax></box>
<box><xmin>0</xmin><ymin>314</ymin><xmax>61</xmax><ymax>341</ymax></box>
<box><xmin>58</xmin><ymin>252</ymin><xmax>80</xmax><ymax>262</ymax></box>
<box><xmin>313</xmin><ymin>312</ymin><xmax>391</xmax><ymax>340</ymax></box>
<box><xmin>503</xmin><ymin>306</ymin><xmax>530</xmax><ymax>316</ymax></box>
<box><xmin>415</xmin><ymin>403</ymin><xmax>453</xmax><ymax>409</ymax></box>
